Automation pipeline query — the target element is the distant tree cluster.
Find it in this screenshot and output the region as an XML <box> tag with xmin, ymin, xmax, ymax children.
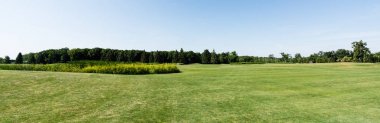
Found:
<box><xmin>238</xmin><ymin>40</ymin><xmax>379</xmax><ymax>63</ymax></box>
<box><xmin>3</xmin><ymin>40</ymin><xmax>380</xmax><ymax>64</ymax></box>
<box><xmin>0</xmin><ymin>56</ymin><xmax>11</xmax><ymax>64</ymax></box>
<box><xmin>13</xmin><ymin>48</ymin><xmax>237</xmax><ymax>64</ymax></box>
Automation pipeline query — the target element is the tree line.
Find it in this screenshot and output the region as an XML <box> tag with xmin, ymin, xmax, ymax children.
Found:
<box><xmin>238</xmin><ymin>40</ymin><xmax>379</xmax><ymax>63</ymax></box>
<box><xmin>0</xmin><ymin>48</ymin><xmax>238</xmax><ymax>64</ymax></box>
<box><xmin>1</xmin><ymin>40</ymin><xmax>379</xmax><ymax>64</ymax></box>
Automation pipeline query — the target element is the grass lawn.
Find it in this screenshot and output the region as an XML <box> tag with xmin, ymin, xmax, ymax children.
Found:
<box><xmin>1</xmin><ymin>63</ymin><xmax>380</xmax><ymax>122</ymax></box>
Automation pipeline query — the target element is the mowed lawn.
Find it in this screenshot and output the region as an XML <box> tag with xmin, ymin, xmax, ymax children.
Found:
<box><xmin>1</xmin><ymin>63</ymin><xmax>380</xmax><ymax>122</ymax></box>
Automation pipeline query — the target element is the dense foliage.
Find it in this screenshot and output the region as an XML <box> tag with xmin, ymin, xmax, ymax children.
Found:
<box><xmin>239</xmin><ymin>40</ymin><xmax>379</xmax><ymax>63</ymax></box>
<box><xmin>0</xmin><ymin>62</ymin><xmax>180</xmax><ymax>74</ymax></box>
<box><xmin>4</xmin><ymin>56</ymin><xmax>11</xmax><ymax>64</ymax></box>
<box><xmin>352</xmin><ymin>41</ymin><xmax>371</xmax><ymax>62</ymax></box>
<box><xmin>16</xmin><ymin>48</ymin><xmax>236</xmax><ymax>65</ymax></box>
<box><xmin>15</xmin><ymin>53</ymin><xmax>23</xmax><ymax>64</ymax></box>
<box><xmin>3</xmin><ymin>40</ymin><xmax>380</xmax><ymax>64</ymax></box>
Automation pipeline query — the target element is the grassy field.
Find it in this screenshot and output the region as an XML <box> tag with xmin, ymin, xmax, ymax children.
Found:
<box><xmin>1</xmin><ymin>63</ymin><xmax>380</xmax><ymax>122</ymax></box>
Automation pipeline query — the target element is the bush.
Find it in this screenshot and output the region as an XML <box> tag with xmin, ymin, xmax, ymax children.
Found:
<box><xmin>81</xmin><ymin>63</ymin><xmax>179</xmax><ymax>74</ymax></box>
<box><xmin>340</xmin><ymin>56</ymin><xmax>353</xmax><ymax>62</ymax></box>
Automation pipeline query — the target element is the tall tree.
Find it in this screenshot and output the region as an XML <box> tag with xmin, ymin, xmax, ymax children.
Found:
<box><xmin>219</xmin><ymin>52</ymin><xmax>229</xmax><ymax>64</ymax></box>
<box><xmin>68</xmin><ymin>48</ymin><xmax>84</xmax><ymax>61</ymax></box>
<box><xmin>228</xmin><ymin>51</ymin><xmax>238</xmax><ymax>63</ymax></box>
<box><xmin>335</xmin><ymin>49</ymin><xmax>352</xmax><ymax>62</ymax></box>
<box><xmin>280</xmin><ymin>52</ymin><xmax>290</xmax><ymax>63</ymax></box>
<box><xmin>352</xmin><ymin>40</ymin><xmax>371</xmax><ymax>62</ymax></box>
<box><xmin>15</xmin><ymin>52</ymin><xmax>23</xmax><ymax>64</ymax></box>
<box><xmin>88</xmin><ymin>48</ymin><xmax>102</xmax><ymax>60</ymax></box>
<box><xmin>210</xmin><ymin>49</ymin><xmax>219</xmax><ymax>64</ymax></box>
<box><xmin>171</xmin><ymin>50</ymin><xmax>179</xmax><ymax>63</ymax></box>
<box><xmin>35</xmin><ymin>53</ymin><xmax>46</xmax><ymax>64</ymax></box>
<box><xmin>125</xmin><ymin>50</ymin><xmax>133</xmax><ymax>62</ymax></box>
<box><xmin>116</xmin><ymin>50</ymin><xmax>126</xmax><ymax>62</ymax></box>
<box><xmin>61</xmin><ymin>52</ymin><xmax>70</xmax><ymax>63</ymax></box>
<box><xmin>100</xmin><ymin>49</ymin><xmax>115</xmax><ymax>61</ymax></box>
<box><xmin>294</xmin><ymin>53</ymin><xmax>302</xmax><ymax>63</ymax></box>
<box><xmin>178</xmin><ymin>48</ymin><xmax>186</xmax><ymax>63</ymax></box>
<box><xmin>148</xmin><ymin>52</ymin><xmax>154</xmax><ymax>63</ymax></box>
<box><xmin>201</xmin><ymin>49</ymin><xmax>211</xmax><ymax>64</ymax></box>
<box><xmin>140</xmin><ymin>51</ymin><xmax>148</xmax><ymax>63</ymax></box>
<box><xmin>153</xmin><ymin>51</ymin><xmax>160</xmax><ymax>63</ymax></box>
<box><xmin>373</xmin><ymin>52</ymin><xmax>380</xmax><ymax>63</ymax></box>
<box><xmin>28</xmin><ymin>54</ymin><xmax>36</xmax><ymax>64</ymax></box>
<box><xmin>4</xmin><ymin>56</ymin><xmax>11</xmax><ymax>64</ymax></box>
<box><xmin>268</xmin><ymin>54</ymin><xmax>277</xmax><ymax>63</ymax></box>
<box><xmin>47</xmin><ymin>52</ymin><xmax>56</xmax><ymax>64</ymax></box>
<box><xmin>323</xmin><ymin>51</ymin><xmax>337</xmax><ymax>63</ymax></box>
<box><xmin>185</xmin><ymin>51</ymin><xmax>196</xmax><ymax>64</ymax></box>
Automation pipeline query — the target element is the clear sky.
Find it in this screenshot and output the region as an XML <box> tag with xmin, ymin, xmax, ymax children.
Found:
<box><xmin>1</xmin><ymin>0</ymin><xmax>380</xmax><ymax>58</ymax></box>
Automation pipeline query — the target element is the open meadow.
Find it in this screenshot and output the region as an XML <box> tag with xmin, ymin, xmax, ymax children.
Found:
<box><xmin>1</xmin><ymin>63</ymin><xmax>380</xmax><ymax>122</ymax></box>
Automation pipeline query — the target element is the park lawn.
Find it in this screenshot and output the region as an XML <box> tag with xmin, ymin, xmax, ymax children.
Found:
<box><xmin>1</xmin><ymin>63</ymin><xmax>380</xmax><ymax>122</ymax></box>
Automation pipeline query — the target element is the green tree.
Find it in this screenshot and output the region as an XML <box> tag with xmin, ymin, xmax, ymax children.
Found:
<box><xmin>294</xmin><ymin>53</ymin><xmax>302</xmax><ymax>63</ymax></box>
<box><xmin>373</xmin><ymin>52</ymin><xmax>380</xmax><ymax>63</ymax></box>
<box><xmin>280</xmin><ymin>52</ymin><xmax>290</xmax><ymax>63</ymax></box>
<box><xmin>125</xmin><ymin>50</ymin><xmax>133</xmax><ymax>62</ymax></box>
<box><xmin>341</xmin><ymin>56</ymin><xmax>352</xmax><ymax>62</ymax></box>
<box><xmin>28</xmin><ymin>54</ymin><xmax>36</xmax><ymax>64</ymax></box>
<box><xmin>4</xmin><ymin>56</ymin><xmax>11</xmax><ymax>64</ymax></box>
<box><xmin>153</xmin><ymin>51</ymin><xmax>160</xmax><ymax>63</ymax></box>
<box><xmin>178</xmin><ymin>48</ymin><xmax>186</xmax><ymax>63</ymax></box>
<box><xmin>201</xmin><ymin>49</ymin><xmax>211</xmax><ymax>64</ymax></box>
<box><xmin>185</xmin><ymin>51</ymin><xmax>196</xmax><ymax>64</ymax></box>
<box><xmin>218</xmin><ymin>52</ymin><xmax>229</xmax><ymax>64</ymax></box>
<box><xmin>268</xmin><ymin>54</ymin><xmax>276</xmax><ymax>63</ymax></box>
<box><xmin>68</xmin><ymin>48</ymin><xmax>84</xmax><ymax>61</ymax></box>
<box><xmin>116</xmin><ymin>50</ymin><xmax>126</xmax><ymax>62</ymax></box>
<box><xmin>140</xmin><ymin>51</ymin><xmax>148</xmax><ymax>63</ymax></box>
<box><xmin>61</xmin><ymin>52</ymin><xmax>70</xmax><ymax>63</ymax></box>
<box><xmin>88</xmin><ymin>48</ymin><xmax>102</xmax><ymax>60</ymax></box>
<box><xmin>15</xmin><ymin>53</ymin><xmax>23</xmax><ymax>64</ymax></box>
<box><xmin>210</xmin><ymin>49</ymin><xmax>219</xmax><ymax>64</ymax></box>
<box><xmin>148</xmin><ymin>52</ymin><xmax>154</xmax><ymax>63</ymax></box>
<box><xmin>335</xmin><ymin>49</ymin><xmax>352</xmax><ymax>62</ymax></box>
<box><xmin>47</xmin><ymin>52</ymin><xmax>56</xmax><ymax>63</ymax></box>
<box><xmin>228</xmin><ymin>51</ymin><xmax>238</xmax><ymax>63</ymax></box>
<box><xmin>100</xmin><ymin>49</ymin><xmax>115</xmax><ymax>61</ymax></box>
<box><xmin>35</xmin><ymin>53</ymin><xmax>46</xmax><ymax>64</ymax></box>
<box><xmin>0</xmin><ymin>57</ymin><xmax>4</xmax><ymax>64</ymax></box>
<box><xmin>171</xmin><ymin>50</ymin><xmax>179</xmax><ymax>63</ymax></box>
<box><xmin>352</xmin><ymin>40</ymin><xmax>371</xmax><ymax>62</ymax></box>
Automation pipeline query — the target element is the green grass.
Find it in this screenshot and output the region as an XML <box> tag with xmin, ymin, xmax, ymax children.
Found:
<box><xmin>1</xmin><ymin>63</ymin><xmax>380</xmax><ymax>122</ymax></box>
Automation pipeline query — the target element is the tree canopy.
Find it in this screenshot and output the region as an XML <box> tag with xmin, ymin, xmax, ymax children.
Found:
<box><xmin>4</xmin><ymin>56</ymin><xmax>11</xmax><ymax>64</ymax></box>
<box><xmin>15</xmin><ymin>53</ymin><xmax>23</xmax><ymax>64</ymax></box>
<box><xmin>4</xmin><ymin>40</ymin><xmax>380</xmax><ymax>65</ymax></box>
<box><xmin>352</xmin><ymin>40</ymin><xmax>371</xmax><ymax>62</ymax></box>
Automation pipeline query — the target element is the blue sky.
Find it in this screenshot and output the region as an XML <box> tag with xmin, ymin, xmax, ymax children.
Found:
<box><xmin>1</xmin><ymin>0</ymin><xmax>380</xmax><ymax>58</ymax></box>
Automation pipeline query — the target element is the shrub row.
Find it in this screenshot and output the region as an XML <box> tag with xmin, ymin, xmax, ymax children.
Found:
<box><xmin>81</xmin><ymin>64</ymin><xmax>180</xmax><ymax>74</ymax></box>
<box><xmin>0</xmin><ymin>63</ymin><xmax>180</xmax><ymax>75</ymax></box>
